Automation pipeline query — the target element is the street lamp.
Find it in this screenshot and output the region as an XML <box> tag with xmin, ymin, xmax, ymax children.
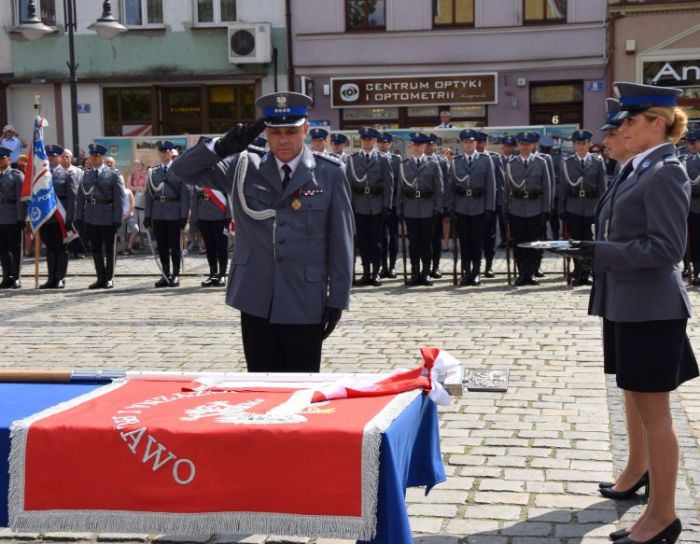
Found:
<box><xmin>18</xmin><ymin>0</ymin><xmax>127</xmax><ymax>160</ymax></box>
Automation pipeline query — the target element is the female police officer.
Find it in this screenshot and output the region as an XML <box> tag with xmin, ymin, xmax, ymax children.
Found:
<box><xmin>560</xmin><ymin>83</ymin><xmax>697</xmax><ymax>544</ymax></box>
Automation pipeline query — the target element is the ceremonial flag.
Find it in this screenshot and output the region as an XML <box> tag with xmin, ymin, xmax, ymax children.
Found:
<box><xmin>21</xmin><ymin>116</ymin><xmax>75</xmax><ymax>242</ymax></box>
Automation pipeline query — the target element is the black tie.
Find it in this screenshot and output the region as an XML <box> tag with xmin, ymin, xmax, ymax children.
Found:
<box><xmin>163</xmin><ymin>165</ymin><xmax>168</xmax><ymax>175</ymax></box>
<box><xmin>416</xmin><ymin>158</ymin><xmax>421</xmax><ymax>168</ymax></box>
<box><xmin>282</xmin><ymin>164</ymin><xmax>292</xmax><ymax>191</ymax></box>
<box><xmin>580</xmin><ymin>159</ymin><xmax>585</xmax><ymax>170</ymax></box>
<box><xmin>365</xmin><ymin>153</ymin><xmax>370</xmax><ymax>164</ymax></box>
<box><xmin>468</xmin><ymin>156</ymin><xmax>472</xmax><ymax>167</ymax></box>
<box><xmin>524</xmin><ymin>159</ymin><xmax>528</xmax><ymax>170</ymax></box>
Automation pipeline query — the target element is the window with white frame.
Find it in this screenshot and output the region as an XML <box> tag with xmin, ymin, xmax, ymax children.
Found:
<box><xmin>123</xmin><ymin>0</ymin><xmax>163</xmax><ymax>26</ymax></box>
<box><xmin>17</xmin><ymin>0</ymin><xmax>56</xmax><ymax>27</ymax></box>
<box><xmin>195</xmin><ymin>0</ymin><xmax>236</xmax><ymax>25</ymax></box>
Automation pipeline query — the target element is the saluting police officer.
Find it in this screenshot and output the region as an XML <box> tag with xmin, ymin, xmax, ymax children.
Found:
<box><xmin>75</xmin><ymin>144</ymin><xmax>125</xmax><ymax>289</ymax></box>
<box><xmin>425</xmin><ymin>133</ymin><xmax>450</xmax><ymax>279</ymax></box>
<box><xmin>192</xmin><ymin>181</ymin><xmax>231</xmax><ymax>287</ymax></box>
<box><xmin>144</xmin><ymin>141</ymin><xmax>190</xmax><ymax>288</ymax></box>
<box><xmin>378</xmin><ymin>131</ymin><xmax>401</xmax><ymax>279</ymax></box>
<box><xmin>559</xmin><ymin>129</ymin><xmax>606</xmax><ymax>285</ymax></box>
<box><xmin>449</xmin><ymin>130</ymin><xmax>496</xmax><ymax>286</ymax></box>
<box><xmin>684</xmin><ymin>130</ymin><xmax>700</xmax><ymax>284</ymax></box>
<box><xmin>171</xmin><ymin>92</ymin><xmax>354</xmax><ymax>373</ymax></box>
<box><xmin>309</xmin><ymin>128</ymin><xmax>328</xmax><ymax>155</ymax></box>
<box><xmin>347</xmin><ymin>127</ymin><xmax>394</xmax><ymax>286</ymax></box>
<box><xmin>504</xmin><ymin>132</ymin><xmax>551</xmax><ymax>286</ymax></box>
<box><xmin>398</xmin><ymin>132</ymin><xmax>444</xmax><ymax>286</ymax></box>
<box><xmin>39</xmin><ymin>145</ymin><xmax>78</xmax><ymax>289</ymax></box>
<box><xmin>0</xmin><ymin>147</ymin><xmax>25</xmax><ymax>289</ymax></box>
<box><xmin>475</xmin><ymin>131</ymin><xmax>504</xmax><ymax>277</ymax></box>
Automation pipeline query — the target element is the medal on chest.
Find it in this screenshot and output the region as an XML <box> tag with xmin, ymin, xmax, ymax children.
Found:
<box><xmin>291</xmin><ymin>188</ymin><xmax>302</xmax><ymax>210</ymax></box>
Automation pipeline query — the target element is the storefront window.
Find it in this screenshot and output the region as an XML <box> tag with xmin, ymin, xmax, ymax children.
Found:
<box><xmin>433</xmin><ymin>0</ymin><xmax>475</xmax><ymax>27</ymax></box>
<box><xmin>530</xmin><ymin>81</ymin><xmax>582</xmax><ymax>125</ymax></box>
<box><xmin>346</xmin><ymin>0</ymin><xmax>385</xmax><ymax>31</ymax></box>
<box><xmin>103</xmin><ymin>87</ymin><xmax>153</xmax><ymax>137</ymax></box>
<box><xmin>523</xmin><ymin>0</ymin><xmax>567</xmax><ymax>24</ymax></box>
<box><xmin>18</xmin><ymin>0</ymin><xmax>55</xmax><ymax>26</ymax></box>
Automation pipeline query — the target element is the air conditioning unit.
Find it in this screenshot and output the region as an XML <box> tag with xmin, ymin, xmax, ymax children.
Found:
<box><xmin>227</xmin><ymin>22</ymin><xmax>272</xmax><ymax>64</ymax></box>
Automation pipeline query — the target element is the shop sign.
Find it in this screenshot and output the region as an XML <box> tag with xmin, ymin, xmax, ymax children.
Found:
<box><xmin>643</xmin><ymin>59</ymin><xmax>700</xmax><ymax>87</ymax></box>
<box><xmin>331</xmin><ymin>73</ymin><xmax>497</xmax><ymax>108</ymax></box>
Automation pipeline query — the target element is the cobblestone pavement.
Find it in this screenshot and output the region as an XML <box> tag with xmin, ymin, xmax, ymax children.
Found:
<box><xmin>1</xmin><ymin>250</ymin><xmax>700</xmax><ymax>543</ymax></box>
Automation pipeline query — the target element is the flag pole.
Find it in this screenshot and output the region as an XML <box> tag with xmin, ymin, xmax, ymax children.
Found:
<box><xmin>32</xmin><ymin>93</ymin><xmax>41</xmax><ymax>289</ymax></box>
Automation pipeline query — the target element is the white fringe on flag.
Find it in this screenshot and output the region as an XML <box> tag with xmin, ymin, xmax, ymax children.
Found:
<box><xmin>9</xmin><ymin>382</ymin><xmax>420</xmax><ymax>541</ymax></box>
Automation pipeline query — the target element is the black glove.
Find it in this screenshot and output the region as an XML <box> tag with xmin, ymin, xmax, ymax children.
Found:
<box><xmin>214</xmin><ymin>118</ymin><xmax>266</xmax><ymax>158</ymax></box>
<box><xmin>553</xmin><ymin>240</ymin><xmax>596</xmax><ymax>264</ymax></box>
<box><xmin>320</xmin><ymin>307</ymin><xmax>343</xmax><ymax>340</ymax></box>
<box><xmin>382</xmin><ymin>207</ymin><xmax>392</xmax><ymax>220</ymax></box>
<box><xmin>180</xmin><ymin>218</ymin><xmax>188</xmax><ymax>230</ymax></box>
<box><xmin>143</xmin><ymin>218</ymin><xmax>152</xmax><ymax>229</ymax></box>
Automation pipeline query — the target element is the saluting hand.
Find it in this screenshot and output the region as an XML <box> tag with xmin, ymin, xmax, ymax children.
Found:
<box><xmin>214</xmin><ymin>118</ymin><xmax>267</xmax><ymax>158</ymax></box>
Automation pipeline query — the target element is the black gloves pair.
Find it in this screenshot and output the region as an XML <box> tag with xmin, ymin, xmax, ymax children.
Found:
<box><xmin>214</xmin><ymin>119</ymin><xmax>267</xmax><ymax>159</ymax></box>
<box><xmin>552</xmin><ymin>240</ymin><xmax>596</xmax><ymax>264</ymax></box>
<box><xmin>320</xmin><ymin>307</ymin><xmax>343</xmax><ymax>340</ymax></box>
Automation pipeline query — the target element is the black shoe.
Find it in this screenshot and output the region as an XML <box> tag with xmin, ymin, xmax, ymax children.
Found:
<box><xmin>39</xmin><ymin>278</ymin><xmax>57</xmax><ymax>289</ymax></box>
<box><xmin>387</xmin><ymin>268</ymin><xmax>397</xmax><ymax>279</ymax></box>
<box><xmin>379</xmin><ymin>268</ymin><xmax>390</xmax><ymax>279</ymax></box>
<box><xmin>581</xmin><ymin>275</ymin><xmax>593</xmax><ymax>285</ymax></box>
<box><xmin>353</xmin><ymin>273</ymin><xmax>370</xmax><ymax>286</ymax></box>
<box><xmin>614</xmin><ymin>519</ymin><xmax>681</xmax><ymax>544</ymax></box>
<box><xmin>89</xmin><ymin>279</ymin><xmax>104</xmax><ymax>289</ymax></box>
<box><xmin>514</xmin><ymin>275</ymin><xmax>526</xmax><ymax>286</ymax></box>
<box><xmin>692</xmin><ymin>275</ymin><xmax>700</xmax><ymax>286</ymax></box>
<box><xmin>526</xmin><ymin>275</ymin><xmax>539</xmax><ymax>285</ymax></box>
<box><xmin>11</xmin><ymin>279</ymin><xmax>21</xmax><ymax>289</ymax></box>
<box><xmin>103</xmin><ymin>280</ymin><xmax>114</xmax><ymax>289</ymax></box>
<box><xmin>169</xmin><ymin>275</ymin><xmax>180</xmax><ymax>287</ymax></box>
<box><xmin>214</xmin><ymin>275</ymin><xmax>226</xmax><ymax>287</ymax></box>
<box><xmin>609</xmin><ymin>529</ymin><xmax>630</xmax><ymax>541</ymax></box>
<box><xmin>368</xmin><ymin>274</ymin><xmax>381</xmax><ymax>286</ymax></box>
<box><xmin>570</xmin><ymin>277</ymin><xmax>581</xmax><ymax>286</ymax></box>
<box><xmin>55</xmin><ymin>279</ymin><xmax>65</xmax><ymax>289</ymax></box>
<box><xmin>534</xmin><ymin>268</ymin><xmax>544</xmax><ymax>278</ymax></box>
<box><xmin>155</xmin><ymin>277</ymin><xmax>170</xmax><ymax>288</ymax></box>
<box><xmin>421</xmin><ymin>275</ymin><xmax>433</xmax><ymax>286</ymax></box>
<box><xmin>0</xmin><ymin>277</ymin><xmax>13</xmax><ymax>289</ymax></box>
<box><xmin>484</xmin><ymin>269</ymin><xmax>495</xmax><ymax>278</ymax></box>
<box><xmin>459</xmin><ymin>275</ymin><xmax>470</xmax><ymax>286</ymax></box>
<box><xmin>430</xmin><ymin>269</ymin><xmax>442</xmax><ymax>279</ymax></box>
<box><xmin>472</xmin><ymin>274</ymin><xmax>481</xmax><ymax>286</ymax></box>
<box><xmin>201</xmin><ymin>276</ymin><xmax>218</xmax><ymax>287</ymax></box>
<box><xmin>599</xmin><ymin>472</ymin><xmax>649</xmax><ymax>500</ymax></box>
<box><xmin>407</xmin><ymin>275</ymin><xmax>421</xmax><ymax>286</ymax></box>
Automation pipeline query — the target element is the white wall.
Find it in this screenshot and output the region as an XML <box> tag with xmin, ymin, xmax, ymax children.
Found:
<box><xmin>6</xmin><ymin>84</ymin><xmax>56</xmax><ymax>143</ymax></box>
<box><xmin>0</xmin><ymin>2</ymin><xmax>14</xmax><ymax>73</ymax></box>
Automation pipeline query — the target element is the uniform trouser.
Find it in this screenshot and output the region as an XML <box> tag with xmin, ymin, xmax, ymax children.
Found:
<box><xmin>483</xmin><ymin>210</ymin><xmax>497</xmax><ymax>261</ymax></box>
<box><xmin>198</xmin><ymin>219</ymin><xmax>228</xmax><ymax>276</ymax></box>
<box><xmin>549</xmin><ymin>213</ymin><xmax>561</xmax><ymax>240</ymax></box>
<box><xmin>405</xmin><ymin>217</ymin><xmax>433</xmax><ymax>275</ymax></box>
<box><xmin>431</xmin><ymin>211</ymin><xmax>446</xmax><ymax>269</ymax></box>
<box><xmin>688</xmin><ymin>212</ymin><xmax>700</xmax><ymax>270</ymax></box>
<box><xmin>509</xmin><ymin>215</ymin><xmax>542</xmax><ymax>275</ymax></box>
<box><xmin>241</xmin><ymin>312</ymin><xmax>322</xmax><ymax>373</ymax></box>
<box><xmin>457</xmin><ymin>213</ymin><xmax>486</xmax><ymax>272</ymax></box>
<box><xmin>0</xmin><ymin>222</ymin><xmax>22</xmax><ymax>280</ymax></box>
<box><xmin>381</xmin><ymin>209</ymin><xmax>399</xmax><ymax>269</ymax></box>
<box><xmin>87</xmin><ymin>223</ymin><xmax>116</xmax><ymax>281</ymax></box>
<box><xmin>354</xmin><ymin>212</ymin><xmax>383</xmax><ymax>272</ymax></box>
<box><xmin>39</xmin><ymin>221</ymin><xmax>68</xmax><ymax>281</ymax></box>
<box><xmin>566</xmin><ymin>213</ymin><xmax>594</xmax><ymax>278</ymax></box>
<box><xmin>153</xmin><ymin>220</ymin><xmax>182</xmax><ymax>277</ymax></box>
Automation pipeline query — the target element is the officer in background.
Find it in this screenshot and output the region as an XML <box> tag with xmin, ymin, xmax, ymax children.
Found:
<box><xmin>425</xmin><ymin>133</ymin><xmax>449</xmax><ymax>279</ymax></box>
<box><xmin>538</xmin><ymin>134</ymin><xmax>562</xmax><ymax>241</ymax></box>
<box><xmin>498</xmin><ymin>135</ymin><xmax>517</xmax><ymax>251</ymax></box>
<box><xmin>449</xmin><ymin>130</ymin><xmax>496</xmax><ymax>285</ymax></box>
<box><xmin>75</xmin><ymin>144</ymin><xmax>125</xmax><ymax>289</ymax></box>
<box><xmin>143</xmin><ymin>141</ymin><xmax>189</xmax><ymax>288</ymax></box>
<box><xmin>191</xmin><ymin>182</ymin><xmax>230</xmax><ymax>287</ymax></box>
<box><xmin>530</xmin><ymin>132</ymin><xmax>557</xmax><ymax>277</ymax></box>
<box><xmin>476</xmin><ymin>131</ymin><xmax>504</xmax><ymax>277</ymax></box>
<box><xmin>39</xmin><ymin>145</ymin><xmax>78</xmax><ymax>289</ymax></box>
<box><xmin>171</xmin><ymin>92</ymin><xmax>354</xmax><ymax>373</ymax></box>
<box><xmin>504</xmin><ymin>132</ymin><xmax>551</xmax><ymax>286</ymax></box>
<box><xmin>0</xmin><ymin>147</ymin><xmax>25</xmax><ymax>289</ymax></box>
<box><xmin>309</xmin><ymin>128</ymin><xmax>328</xmax><ymax>155</ymax></box>
<box><xmin>398</xmin><ymin>132</ymin><xmax>444</xmax><ymax>286</ymax></box>
<box><xmin>378</xmin><ymin>131</ymin><xmax>401</xmax><ymax>278</ymax></box>
<box><xmin>559</xmin><ymin>129</ymin><xmax>606</xmax><ymax>285</ymax></box>
<box><xmin>329</xmin><ymin>133</ymin><xmax>350</xmax><ymax>165</ymax></box>
<box><xmin>684</xmin><ymin>130</ymin><xmax>700</xmax><ymax>284</ymax></box>
<box><xmin>347</xmin><ymin>127</ymin><xmax>393</xmax><ymax>286</ymax></box>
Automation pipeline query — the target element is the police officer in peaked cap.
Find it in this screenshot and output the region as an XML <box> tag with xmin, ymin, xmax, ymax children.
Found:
<box><xmin>309</xmin><ymin>127</ymin><xmax>329</xmax><ymax>154</ymax></box>
<box><xmin>425</xmin><ymin>133</ymin><xmax>450</xmax><ymax>279</ymax></box>
<box><xmin>683</xmin><ymin>129</ymin><xmax>700</xmax><ymax>284</ymax></box>
<box><xmin>171</xmin><ymin>91</ymin><xmax>354</xmax><ymax>373</ymax></box>
<box><xmin>475</xmin><ymin>131</ymin><xmax>505</xmax><ymax>278</ymax></box>
<box><xmin>377</xmin><ymin>131</ymin><xmax>401</xmax><ymax>278</ymax></box>
<box><xmin>0</xmin><ymin>146</ymin><xmax>25</xmax><ymax>289</ymax></box>
<box><xmin>329</xmin><ymin>133</ymin><xmax>350</xmax><ymax>165</ymax></box>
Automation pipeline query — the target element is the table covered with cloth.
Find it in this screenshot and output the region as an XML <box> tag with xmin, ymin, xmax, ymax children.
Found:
<box><xmin>0</xmin><ymin>379</ymin><xmax>444</xmax><ymax>544</ymax></box>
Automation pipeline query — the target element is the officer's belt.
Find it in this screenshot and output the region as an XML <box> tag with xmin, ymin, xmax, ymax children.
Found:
<box><xmin>0</xmin><ymin>197</ymin><xmax>17</xmax><ymax>204</ymax></box>
<box><xmin>404</xmin><ymin>189</ymin><xmax>433</xmax><ymax>199</ymax></box>
<box><xmin>158</xmin><ymin>196</ymin><xmax>180</xmax><ymax>202</ymax></box>
<box><xmin>511</xmin><ymin>189</ymin><xmax>541</xmax><ymax>200</ymax></box>
<box><xmin>455</xmin><ymin>187</ymin><xmax>484</xmax><ymax>198</ymax></box>
<box><xmin>88</xmin><ymin>197</ymin><xmax>113</xmax><ymax>205</ymax></box>
<box><xmin>568</xmin><ymin>188</ymin><xmax>598</xmax><ymax>199</ymax></box>
<box><xmin>352</xmin><ymin>186</ymin><xmax>383</xmax><ymax>195</ymax></box>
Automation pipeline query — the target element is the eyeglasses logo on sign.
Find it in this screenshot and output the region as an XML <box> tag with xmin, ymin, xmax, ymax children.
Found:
<box><xmin>339</xmin><ymin>83</ymin><xmax>360</xmax><ymax>102</ymax></box>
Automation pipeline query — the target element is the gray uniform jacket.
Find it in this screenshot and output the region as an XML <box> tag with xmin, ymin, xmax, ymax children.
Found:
<box><xmin>75</xmin><ymin>167</ymin><xmax>124</xmax><ymax>226</ymax></box>
<box><xmin>0</xmin><ymin>168</ymin><xmax>25</xmax><ymax>224</ymax></box>
<box><xmin>397</xmin><ymin>158</ymin><xmax>443</xmax><ymax>219</ymax></box>
<box><xmin>171</xmin><ymin>142</ymin><xmax>354</xmax><ymax>325</ymax></box>
<box><xmin>559</xmin><ymin>154</ymin><xmax>607</xmax><ymax>217</ymax></box>
<box><xmin>589</xmin><ymin>143</ymin><xmax>691</xmax><ymax>322</ymax></box>
<box><xmin>427</xmin><ymin>154</ymin><xmax>450</xmax><ymax>209</ymax></box>
<box><xmin>448</xmin><ymin>153</ymin><xmax>496</xmax><ymax>216</ymax></box>
<box><xmin>382</xmin><ymin>152</ymin><xmax>402</xmax><ymax>212</ymax></box>
<box><xmin>683</xmin><ymin>154</ymin><xmax>700</xmax><ymax>214</ymax></box>
<box><xmin>49</xmin><ymin>166</ymin><xmax>79</xmax><ymax>223</ymax></box>
<box><xmin>191</xmin><ymin>186</ymin><xmax>231</xmax><ymax>223</ymax></box>
<box><xmin>346</xmin><ymin>151</ymin><xmax>394</xmax><ymax>214</ymax></box>
<box><xmin>504</xmin><ymin>156</ymin><xmax>551</xmax><ymax>218</ymax></box>
<box><xmin>145</xmin><ymin>163</ymin><xmax>190</xmax><ymax>221</ymax></box>
<box><xmin>486</xmin><ymin>151</ymin><xmax>505</xmax><ymax>207</ymax></box>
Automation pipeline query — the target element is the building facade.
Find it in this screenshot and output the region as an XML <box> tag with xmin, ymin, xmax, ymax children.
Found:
<box><xmin>1</xmin><ymin>0</ymin><xmax>288</xmax><ymax>149</ymax></box>
<box><xmin>608</xmin><ymin>0</ymin><xmax>700</xmax><ymax>124</ymax></box>
<box><xmin>291</xmin><ymin>0</ymin><xmax>608</xmax><ymax>131</ymax></box>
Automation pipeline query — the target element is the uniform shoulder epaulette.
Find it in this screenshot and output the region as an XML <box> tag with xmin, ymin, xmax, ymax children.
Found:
<box><xmin>534</xmin><ymin>154</ymin><xmax>547</xmax><ymax>162</ymax></box>
<box><xmin>664</xmin><ymin>155</ymin><xmax>681</xmax><ymax>165</ymax></box>
<box><xmin>314</xmin><ymin>152</ymin><xmax>342</xmax><ymax>167</ymax></box>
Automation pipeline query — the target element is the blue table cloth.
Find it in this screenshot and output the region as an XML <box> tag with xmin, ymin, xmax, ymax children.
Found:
<box><xmin>0</xmin><ymin>382</ymin><xmax>444</xmax><ymax>543</ymax></box>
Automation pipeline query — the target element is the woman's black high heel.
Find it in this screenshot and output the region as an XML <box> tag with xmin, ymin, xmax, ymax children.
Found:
<box><xmin>610</xmin><ymin>528</ymin><xmax>630</xmax><ymax>540</ymax></box>
<box><xmin>598</xmin><ymin>470</ymin><xmax>648</xmax><ymax>490</ymax></box>
<box><xmin>614</xmin><ymin>518</ymin><xmax>681</xmax><ymax>544</ymax></box>
<box><xmin>599</xmin><ymin>472</ymin><xmax>649</xmax><ymax>500</ymax></box>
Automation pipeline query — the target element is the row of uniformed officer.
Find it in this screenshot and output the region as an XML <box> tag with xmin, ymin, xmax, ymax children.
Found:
<box><xmin>0</xmin><ymin>147</ymin><xmax>25</xmax><ymax>289</ymax></box>
<box><xmin>377</xmin><ymin>132</ymin><xmax>401</xmax><ymax>278</ymax></box>
<box><xmin>683</xmin><ymin>130</ymin><xmax>700</xmax><ymax>284</ymax></box>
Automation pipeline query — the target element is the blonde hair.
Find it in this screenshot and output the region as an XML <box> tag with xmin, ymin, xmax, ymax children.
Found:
<box><xmin>642</xmin><ymin>106</ymin><xmax>688</xmax><ymax>144</ymax></box>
